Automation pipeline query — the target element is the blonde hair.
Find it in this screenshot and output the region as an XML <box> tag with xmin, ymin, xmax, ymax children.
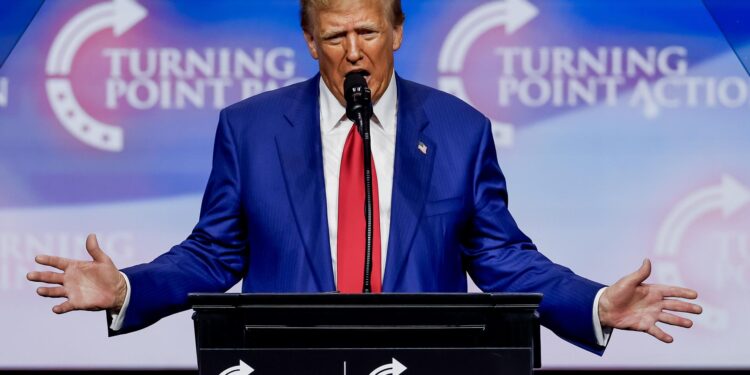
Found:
<box><xmin>299</xmin><ymin>0</ymin><xmax>405</xmax><ymax>33</ymax></box>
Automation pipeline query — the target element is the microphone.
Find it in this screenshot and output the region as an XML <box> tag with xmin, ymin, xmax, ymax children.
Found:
<box><xmin>344</xmin><ymin>72</ymin><xmax>373</xmax><ymax>130</ymax></box>
<box><xmin>343</xmin><ymin>72</ymin><xmax>375</xmax><ymax>293</ymax></box>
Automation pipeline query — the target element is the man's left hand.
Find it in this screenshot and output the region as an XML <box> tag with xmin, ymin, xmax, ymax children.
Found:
<box><xmin>598</xmin><ymin>258</ymin><xmax>702</xmax><ymax>343</ymax></box>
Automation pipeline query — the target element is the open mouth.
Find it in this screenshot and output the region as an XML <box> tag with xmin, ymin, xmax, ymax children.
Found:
<box><xmin>357</xmin><ymin>70</ymin><xmax>371</xmax><ymax>85</ymax></box>
<box><xmin>347</xmin><ymin>69</ymin><xmax>371</xmax><ymax>78</ymax></box>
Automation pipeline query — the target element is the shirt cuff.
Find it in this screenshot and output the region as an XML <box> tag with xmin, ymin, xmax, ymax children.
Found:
<box><xmin>592</xmin><ymin>287</ymin><xmax>613</xmax><ymax>346</ymax></box>
<box><xmin>108</xmin><ymin>272</ymin><xmax>131</xmax><ymax>331</ymax></box>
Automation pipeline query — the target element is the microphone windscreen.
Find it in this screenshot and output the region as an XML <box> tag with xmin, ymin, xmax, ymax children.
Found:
<box><xmin>344</xmin><ymin>72</ymin><xmax>368</xmax><ymax>95</ymax></box>
<box><xmin>344</xmin><ymin>71</ymin><xmax>372</xmax><ymax>123</ymax></box>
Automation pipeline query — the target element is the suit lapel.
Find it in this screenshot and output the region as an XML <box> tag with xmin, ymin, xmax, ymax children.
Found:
<box><xmin>275</xmin><ymin>75</ymin><xmax>335</xmax><ymax>291</ymax></box>
<box><xmin>383</xmin><ymin>77</ymin><xmax>435</xmax><ymax>291</ymax></box>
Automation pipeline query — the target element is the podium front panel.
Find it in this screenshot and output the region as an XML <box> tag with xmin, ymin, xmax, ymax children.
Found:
<box><xmin>191</xmin><ymin>293</ymin><xmax>541</xmax><ymax>374</ymax></box>
<box><xmin>199</xmin><ymin>348</ymin><xmax>532</xmax><ymax>375</ymax></box>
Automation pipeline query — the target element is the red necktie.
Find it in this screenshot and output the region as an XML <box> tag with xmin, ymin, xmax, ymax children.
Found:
<box><xmin>337</xmin><ymin>124</ymin><xmax>382</xmax><ymax>293</ymax></box>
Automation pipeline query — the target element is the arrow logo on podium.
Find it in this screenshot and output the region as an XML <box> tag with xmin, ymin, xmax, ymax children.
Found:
<box><xmin>219</xmin><ymin>360</ymin><xmax>254</xmax><ymax>375</ymax></box>
<box><xmin>369</xmin><ymin>358</ymin><xmax>407</xmax><ymax>375</ymax></box>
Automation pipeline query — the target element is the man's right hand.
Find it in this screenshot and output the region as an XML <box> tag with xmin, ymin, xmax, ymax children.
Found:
<box><xmin>27</xmin><ymin>233</ymin><xmax>127</xmax><ymax>314</ymax></box>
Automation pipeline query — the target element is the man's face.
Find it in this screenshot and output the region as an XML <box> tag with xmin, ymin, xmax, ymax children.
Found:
<box><xmin>303</xmin><ymin>0</ymin><xmax>403</xmax><ymax>105</ymax></box>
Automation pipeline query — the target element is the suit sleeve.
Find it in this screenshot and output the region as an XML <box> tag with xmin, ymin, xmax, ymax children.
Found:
<box><xmin>110</xmin><ymin>109</ymin><xmax>248</xmax><ymax>335</ymax></box>
<box><xmin>461</xmin><ymin>118</ymin><xmax>607</xmax><ymax>355</ymax></box>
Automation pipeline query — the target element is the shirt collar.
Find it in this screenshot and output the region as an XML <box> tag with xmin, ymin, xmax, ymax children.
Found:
<box><xmin>319</xmin><ymin>71</ymin><xmax>398</xmax><ymax>134</ymax></box>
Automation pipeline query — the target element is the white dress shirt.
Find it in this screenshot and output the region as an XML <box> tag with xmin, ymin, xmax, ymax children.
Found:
<box><xmin>112</xmin><ymin>71</ymin><xmax>611</xmax><ymax>347</ymax></box>
<box><xmin>319</xmin><ymin>71</ymin><xmax>397</xmax><ymax>283</ymax></box>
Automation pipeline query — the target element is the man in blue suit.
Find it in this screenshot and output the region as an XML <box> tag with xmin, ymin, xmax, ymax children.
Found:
<box><xmin>28</xmin><ymin>0</ymin><xmax>701</xmax><ymax>354</ymax></box>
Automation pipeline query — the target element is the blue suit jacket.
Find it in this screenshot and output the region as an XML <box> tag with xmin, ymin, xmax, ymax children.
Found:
<box><xmin>117</xmin><ymin>75</ymin><xmax>606</xmax><ymax>354</ymax></box>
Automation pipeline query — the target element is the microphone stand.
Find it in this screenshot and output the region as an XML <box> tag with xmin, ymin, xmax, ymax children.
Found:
<box><xmin>345</xmin><ymin>72</ymin><xmax>375</xmax><ymax>294</ymax></box>
<box><xmin>354</xmin><ymin>111</ymin><xmax>374</xmax><ymax>294</ymax></box>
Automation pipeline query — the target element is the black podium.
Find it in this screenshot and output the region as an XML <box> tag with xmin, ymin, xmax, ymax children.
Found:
<box><xmin>190</xmin><ymin>293</ymin><xmax>541</xmax><ymax>375</ymax></box>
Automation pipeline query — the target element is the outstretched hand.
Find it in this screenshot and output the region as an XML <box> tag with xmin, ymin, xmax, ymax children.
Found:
<box><xmin>598</xmin><ymin>259</ymin><xmax>702</xmax><ymax>343</ymax></box>
<box><xmin>27</xmin><ymin>234</ymin><xmax>127</xmax><ymax>314</ymax></box>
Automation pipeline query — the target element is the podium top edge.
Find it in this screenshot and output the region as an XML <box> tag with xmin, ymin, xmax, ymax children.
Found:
<box><xmin>188</xmin><ymin>292</ymin><xmax>542</xmax><ymax>307</ymax></box>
